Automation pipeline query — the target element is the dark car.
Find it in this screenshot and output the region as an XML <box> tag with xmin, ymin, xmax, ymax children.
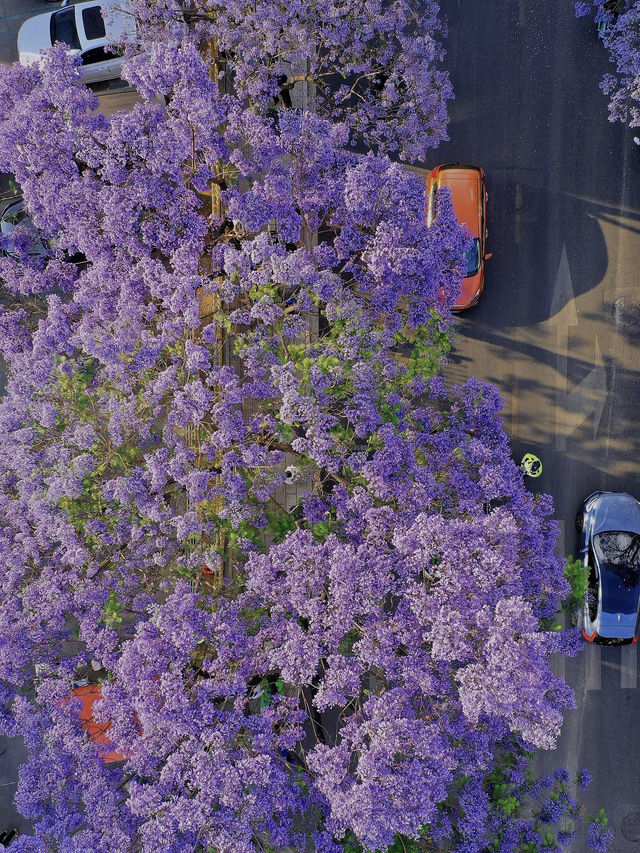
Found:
<box><xmin>576</xmin><ymin>491</ymin><xmax>640</xmax><ymax>644</ymax></box>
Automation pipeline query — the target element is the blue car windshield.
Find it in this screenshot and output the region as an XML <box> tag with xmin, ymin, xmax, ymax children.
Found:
<box><xmin>594</xmin><ymin>531</ymin><xmax>640</xmax><ymax>614</ymax></box>
<box><xmin>50</xmin><ymin>8</ymin><xmax>81</xmax><ymax>50</ymax></box>
<box><xmin>464</xmin><ymin>238</ymin><xmax>481</xmax><ymax>276</ymax></box>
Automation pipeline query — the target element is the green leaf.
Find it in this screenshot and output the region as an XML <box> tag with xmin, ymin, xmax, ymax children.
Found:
<box><xmin>311</xmin><ymin>521</ymin><xmax>330</xmax><ymax>541</ymax></box>
<box><xmin>562</xmin><ymin>556</ymin><xmax>590</xmax><ymax>623</ymax></box>
<box><xmin>103</xmin><ymin>588</ymin><xmax>124</xmax><ymax>627</ymax></box>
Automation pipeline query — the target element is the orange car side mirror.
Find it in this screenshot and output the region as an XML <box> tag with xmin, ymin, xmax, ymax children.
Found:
<box><xmin>484</xmin><ymin>252</ymin><xmax>493</xmax><ymax>261</ymax></box>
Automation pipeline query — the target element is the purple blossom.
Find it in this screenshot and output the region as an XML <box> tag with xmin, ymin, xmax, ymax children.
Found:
<box><xmin>587</xmin><ymin>819</ymin><xmax>615</xmax><ymax>851</ymax></box>
<box><xmin>578</xmin><ymin>767</ymin><xmax>593</xmax><ymax>790</ymax></box>
<box><xmin>577</xmin><ymin>1</ymin><xmax>640</xmax><ymax>126</ymax></box>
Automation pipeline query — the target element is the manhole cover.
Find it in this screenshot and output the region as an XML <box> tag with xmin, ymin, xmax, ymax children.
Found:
<box><xmin>622</xmin><ymin>812</ymin><xmax>640</xmax><ymax>841</ymax></box>
<box><xmin>614</xmin><ymin>296</ymin><xmax>640</xmax><ymax>333</ymax></box>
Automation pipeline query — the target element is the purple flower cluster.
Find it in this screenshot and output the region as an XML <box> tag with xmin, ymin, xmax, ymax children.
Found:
<box><xmin>576</xmin><ymin>1</ymin><xmax>640</xmax><ymax>126</ymax></box>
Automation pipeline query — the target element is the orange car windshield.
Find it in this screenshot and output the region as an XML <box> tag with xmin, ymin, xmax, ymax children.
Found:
<box><xmin>464</xmin><ymin>238</ymin><xmax>480</xmax><ymax>276</ymax></box>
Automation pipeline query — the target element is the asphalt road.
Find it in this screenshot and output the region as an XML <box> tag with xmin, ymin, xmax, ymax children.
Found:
<box><xmin>0</xmin><ymin>0</ymin><xmax>41</xmax><ymax>64</ymax></box>
<box><xmin>432</xmin><ymin>0</ymin><xmax>640</xmax><ymax>849</ymax></box>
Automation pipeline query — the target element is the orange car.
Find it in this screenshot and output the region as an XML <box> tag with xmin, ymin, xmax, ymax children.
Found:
<box><xmin>426</xmin><ymin>163</ymin><xmax>491</xmax><ymax>311</ymax></box>
<box><xmin>72</xmin><ymin>683</ymin><xmax>129</xmax><ymax>764</ymax></box>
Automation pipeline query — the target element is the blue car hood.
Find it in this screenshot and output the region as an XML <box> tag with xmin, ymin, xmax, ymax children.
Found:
<box><xmin>593</xmin><ymin>494</ymin><xmax>640</xmax><ymax>536</ymax></box>
<box><xmin>598</xmin><ymin>610</ymin><xmax>637</xmax><ymax>639</ymax></box>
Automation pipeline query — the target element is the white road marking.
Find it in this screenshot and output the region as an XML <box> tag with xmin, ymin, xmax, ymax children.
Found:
<box><xmin>556</xmin><ymin>339</ymin><xmax>606</xmax><ymax>452</ymax></box>
<box><xmin>548</xmin><ymin>245</ymin><xmax>607</xmax><ymax>451</ymax></box>
<box><xmin>509</xmin><ymin>373</ymin><xmax>519</xmax><ymax>442</ymax></box>
<box><xmin>584</xmin><ymin>643</ymin><xmax>601</xmax><ymax>691</ymax></box>
<box><xmin>556</xmin><ymin>520</ymin><xmax>565</xmax><ymax>557</ymax></box>
<box><xmin>621</xmin><ymin>643</ymin><xmax>637</xmax><ymax>689</ymax></box>
<box><xmin>518</xmin><ymin>0</ymin><xmax>526</xmax><ymax>28</ymax></box>
<box><xmin>550</xmin><ymin>604</ymin><xmax>566</xmax><ymax>682</ymax></box>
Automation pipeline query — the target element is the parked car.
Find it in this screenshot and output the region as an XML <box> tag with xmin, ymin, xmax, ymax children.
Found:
<box><xmin>426</xmin><ymin>163</ymin><xmax>491</xmax><ymax>311</ymax></box>
<box><xmin>18</xmin><ymin>0</ymin><xmax>136</xmax><ymax>85</ymax></box>
<box><xmin>71</xmin><ymin>683</ymin><xmax>128</xmax><ymax>764</ymax></box>
<box><xmin>1</xmin><ymin>196</ymin><xmax>86</xmax><ymax>265</ymax></box>
<box><xmin>576</xmin><ymin>491</ymin><xmax>640</xmax><ymax>644</ymax></box>
<box><xmin>0</xmin><ymin>197</ymin><xmax>50</xmax><ymax>259</ymax></box>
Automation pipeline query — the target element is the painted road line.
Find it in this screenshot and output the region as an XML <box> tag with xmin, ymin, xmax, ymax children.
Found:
<box><xmin>621</xmin><ymin>643</ymin><xmax>637</xmax><ymax>689</ymax></box>
<box><xmin>514</xmin><ymin>183</ymin><xmax>522</xmax><ymax>244</ymax></box>
<box><xmin>555</xmin><ymin>520</ymin><xmax>565</xmax><ymax>559</ymax></box>
<box><xmin>550</xmin><ymin>589</ymin><xmax>566</xmax><ymax>682</ymax></box>
<box><xmin>510</xmin><ymin>374</ymin><xmax>519</xmax><ymax>442</ymax></box>
<box><xmin>584</xmin><ymin>642</ymin><xmax>601</xmax><ymax>691</ymax></box>
<box><xmin>548</xmin><ymin>245</ymin><xmax>607</xmax><ymax>451</ymax></box>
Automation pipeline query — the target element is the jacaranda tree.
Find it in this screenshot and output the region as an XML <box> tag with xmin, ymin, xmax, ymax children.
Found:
<box><xmin>0</xmin><ymin>0</ymin><xmax>609</xmax><ymax>850</ymax></box>
<box><xmin>576</xmin><ymin>0</ymin><xmax>640</xmax><ymax>126</ymax></box>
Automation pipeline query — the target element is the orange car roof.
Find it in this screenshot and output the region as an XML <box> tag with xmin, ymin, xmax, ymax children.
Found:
<box><xmin>72</xmin><ymin>684</ymin><xmax>128</xmax><ymax>764</ymax></box>
<box><xmin>436</xmin><ymin>166</ymin><xmax>481</xmax><ymax>237</ymax></box>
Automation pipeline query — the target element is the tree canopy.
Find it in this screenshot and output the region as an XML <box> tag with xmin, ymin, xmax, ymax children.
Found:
<box><xmin>0</xmin><ymin>1</ymin><xmax>604</xmax><ymax>850</ymax></box>
<box><xmin>576</xmin><ymin>0</ymin><xmax>640</xmax><ymax>125</ymax></box>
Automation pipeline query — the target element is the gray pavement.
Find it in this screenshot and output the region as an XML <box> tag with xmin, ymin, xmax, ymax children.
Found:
<box><xmin>0</xmin><ymin>0</ymin><xmax>48</xmax><ymax>65</ymax></box>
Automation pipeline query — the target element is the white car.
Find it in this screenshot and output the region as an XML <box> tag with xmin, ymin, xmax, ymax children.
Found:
<box><xmin>1</xmin><ymin>196</ymin><xmax>87</xmax><ymax>265</ymax></box>
<box><xmin>18</xmin><ymin>0</ymin><xmax>136</xmax><ymax>85</ymax></box>
<box><xmin>0</xmin><ymin>197</ymin><xmax>50</xmax><ymax>259</ymax></box>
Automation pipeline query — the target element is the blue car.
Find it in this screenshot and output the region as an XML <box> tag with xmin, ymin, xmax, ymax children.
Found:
<box><xmin>576</xmin><ymin>491</ymin><xmax>640</xmax><ymax>644</ymax></box>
